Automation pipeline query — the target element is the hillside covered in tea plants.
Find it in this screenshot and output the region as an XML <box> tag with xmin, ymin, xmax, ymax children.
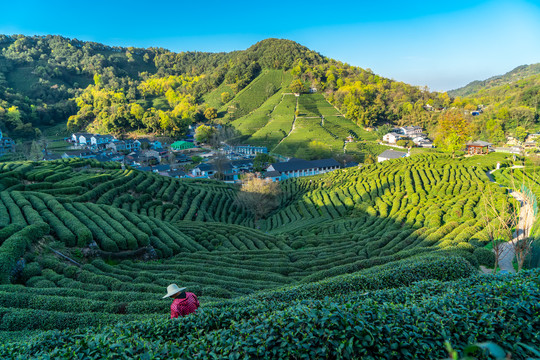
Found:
<box><xmin>0</xmin><ymin>153</ymin><xmax>539</xmax><ymax>358</ymax></box>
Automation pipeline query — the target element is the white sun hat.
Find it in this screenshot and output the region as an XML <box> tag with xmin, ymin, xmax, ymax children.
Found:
<box><xmin>163</xmin><ymin>284</ymin><xmax>187</xmax><ymax>298</ymax></box>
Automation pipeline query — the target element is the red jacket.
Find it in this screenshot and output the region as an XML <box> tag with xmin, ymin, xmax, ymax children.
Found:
<box><xmin>170</xmin><ymin>292</ymin><xmax>199</xmax><ymax>318</ymax></box>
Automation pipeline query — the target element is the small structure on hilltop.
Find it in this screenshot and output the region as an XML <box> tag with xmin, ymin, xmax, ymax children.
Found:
<box><xmin>377</xmin><ymin>149</ymin><xmax>408</xmax><ymax>162</ymax></box>
<box><xmin>466</xmin><ymin>141</ymin><xmax>492</xmax><ymax>155</ymax></box>
<box><xmin>171</xmin><ymin>141</ymin><xmax>196</xmax><ymax>151</ymax></box>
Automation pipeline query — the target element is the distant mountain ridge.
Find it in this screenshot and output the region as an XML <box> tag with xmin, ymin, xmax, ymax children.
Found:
<box><xmin>448</xmin><ymin>63</ymin><xmax>540</xmax><ymax>97</ymax></box>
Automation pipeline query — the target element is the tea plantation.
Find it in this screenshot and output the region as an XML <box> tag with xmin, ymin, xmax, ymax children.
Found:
<box><xmin>0</xmin><ymin>154</ymin><xmax>539</xmax><ymax>358</ymax></box>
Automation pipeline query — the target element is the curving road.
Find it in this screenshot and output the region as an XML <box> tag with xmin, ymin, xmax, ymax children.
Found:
<box><xmin>486</xmin><ymin>168</ymin><xmax>535</xmax><ymax>273</ymax></box>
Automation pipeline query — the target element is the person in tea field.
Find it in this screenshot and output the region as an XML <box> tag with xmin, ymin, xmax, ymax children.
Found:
<box><xmin>163</xmin><ymin>284</ymin><xmax>200</xmax><ymax>318</ymax></box>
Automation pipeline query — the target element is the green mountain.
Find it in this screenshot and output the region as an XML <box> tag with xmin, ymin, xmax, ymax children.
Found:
<box><xmin>0</xmin><ymin>153</ymin><xmax>538</xmax><ymax>357</ymax></box>
<box><xmin>448</xmin><ymin>63</ymin><xmax>540</xmax><ymax>97</ymax></box>
<box><xmin>0</xmin><ymin>35</ymin><xmax>446</xmax><ymax>156</ymax></box>
<box><xmin>2</xmin><ymin>34</ymin><xmax>538</xmax><ymax>159</ymax></box>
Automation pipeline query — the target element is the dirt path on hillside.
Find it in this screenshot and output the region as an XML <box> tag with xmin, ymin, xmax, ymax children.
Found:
<box><xmin>273</xmin><ymin>96</ymin><xmax>299</xmax><ymax>151</ymax></box>
<box><xmin>486</xmin><ymin>167</ymin><xmax>535</xmax><ymax>273</ymax></box>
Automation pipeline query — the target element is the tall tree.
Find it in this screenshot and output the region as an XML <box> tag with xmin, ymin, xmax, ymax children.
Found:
<box><xmin>289</xmin><ymin>80</ymin><xmax>306</xmax><ymax>94</ymax></box>
<box><xmin>236</xmin><ymin>174</ymin><xmax>281</xmax><ymax>226</ymax></box>
<box><xmin>434</xmin><ymin>111</ymin><xmax>470</xmax><ymax>158</ymax></box>
<box><xmin>204</xmin><ymin>107</ymin><xmax>218</xmax><ymax>121</ymax></box>
<box><xmin>195</xmin><ymin>124</ymin><xmax>216</xmax><ymax>143</ymax></box>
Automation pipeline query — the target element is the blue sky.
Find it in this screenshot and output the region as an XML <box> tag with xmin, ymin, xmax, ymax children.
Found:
<box><xmin>1</xmin><ymin>0</ymin><xmax>539</xmax><ymax>91</ymax></box>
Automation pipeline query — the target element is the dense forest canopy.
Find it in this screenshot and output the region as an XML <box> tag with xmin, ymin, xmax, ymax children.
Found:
<box><xmin>0</xmin><ymin>34</ymin><xmax>538</xmax><ymax>147</ymax></box>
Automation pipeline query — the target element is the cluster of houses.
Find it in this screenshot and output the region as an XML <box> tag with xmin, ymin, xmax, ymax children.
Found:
<box><xmin>0</xmin><ymin>130</ymin><xmax>15</xmax><ymax>157</ymax></box>
<box><xmin>382</xmin><ymin>126</ymin><xmax>433</xmax><ymax>148</ymax></box>
<box><xmin>70</xmin><ymin>133</ymin><xmax>164</xmax><ymax>152</ymax></box>
<box><xmin>43</xmin><ymin>133</ymin><xmax>173</xmax><ymax>168</ymax></box>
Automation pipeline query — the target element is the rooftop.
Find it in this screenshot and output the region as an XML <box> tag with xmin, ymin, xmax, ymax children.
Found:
<box><xmin>378</xmin><ymin>149</ymin><xmax>407</xmax><ymax>159</ymax></box>
<box><xmin>269</xmin><ymin>158</ymin><xmax>340</xmax><ymax>172</ymax></box>
<box><xmin>467</xmin><ymin>140</ymin><xmax>492</xmax><ymax>147</ymax></box>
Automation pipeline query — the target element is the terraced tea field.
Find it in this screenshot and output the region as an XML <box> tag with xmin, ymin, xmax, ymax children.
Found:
<box><xmin>0</xmin><ymin>154</ymin><xmax>539</xmax><ymax>358</ymax></box>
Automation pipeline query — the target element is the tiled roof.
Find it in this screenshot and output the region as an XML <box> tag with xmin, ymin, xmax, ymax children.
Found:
<box><xmin>378</xmin><ymin>150</ymin><xmax>407</xmax><ymax>159</ymax></box>
<box><xmin>270</xmin><ymin>158</ymin><xmax>340</xmax><ymax>172</ymax></box>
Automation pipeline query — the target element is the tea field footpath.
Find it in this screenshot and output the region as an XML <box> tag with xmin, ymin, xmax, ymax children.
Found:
<box><xmin>487</xmin><ymin>166</ymin><xmax>534</xmax><ymax>273</ymax></box>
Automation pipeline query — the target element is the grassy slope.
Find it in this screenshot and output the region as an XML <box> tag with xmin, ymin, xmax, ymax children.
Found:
<box><xmin>220</xmin><ymin>69</ymin><xmax>288</xmax><ymax>118</ymax></box>
<box><xmin>202</xmin><ymin>82</ymin><xmax>235</xmax><ymax>109</ymax></box>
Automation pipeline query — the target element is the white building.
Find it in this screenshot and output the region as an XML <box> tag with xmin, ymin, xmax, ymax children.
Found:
<box><xmin>266</xmin><ymin>158</ymin><xmax>341</xmax><ymax>180</ymax></box>
<box><xmin>383</xmin><ymin>133</ymin><xmax>404</xmax><ymax>144</ymax></box>
<box><xmin>91</xmin><ymin>134</ymin><xmax>115</xmax><ymax>147</ymax></box>
<box><xmin>71</xmin><ymin>133</ymin><xmax>94</xmax><ymax>145</ymax></box>
<box><xmin>399</xmin><ymin>126</ymin><xmax>423</xmax><ymax>137</ymax></box>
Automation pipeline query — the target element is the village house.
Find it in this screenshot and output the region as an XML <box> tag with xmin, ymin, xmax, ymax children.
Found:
<box><xmin>142</xmin><ymin>149</ymin><xmax>161</xmax><ymax>161</ymax></box>
<box><xmin>398</xmin><ymin>126</ymin><xmax>423</xmax><ymax>137</ymax></box>
<box><xmin>224</xmin><ymin>145</ymin><xmax>268</xmax><ymax>156</ymax></box>
<box><xmin>191</xmin><ymin>162</ymin><xmax>238</xmax><ymax>180</ymax></box>
<box><xmin>263</xmin><ymin>171</ymin><xmax>282</xmax><ymax>182</ymax></box>
<box><xmin>171</xmin><ymin>140</ymin><xmax>196</xmax><ymax>151</ymax></box>
<box><xmin>466</xmin><ymin>141</ymin><xmax>492</xmax><ymax>155</ymax></box>
<box><xmin>377</xmin><ymin>149</ymin><xmax>408</xmax><ymax>162</ymax></box>
<box><xmin>62</xmin><ymin>150</ymin><xmax>96</xmax><ymax>159</ymax></box>
<box><xmin>107</xmin><ymin>141</ymin><xmax>126</xmax><ymax>152</ymax></box>
<box><xmin>90</xmin><ymin>134</ymin><xmax>115</xmax><ymax>149</ymax></box>
<box><xmin>523</xmin><ymin>141</ymin><xmax>537</xmax><ymax>149</ymax></box>
<box><xmin>0</xmin><ymin>130</ymin><xmax>15</xmax><ymax>156</ymax></box>
<box><xmin>166</xmin><ymin>169</ymin><xmax>187</xmax><ymax>179</ymax></box>
<box><xmin>230</xmin><ymin>159</ymin><xmax>254</xmax><ymax>173</ymax></box>
<box><xmin>412</xmin><ymin>135</ymin><xmax>433</xmax><ymax>148</ymax></box>
<box><xmin>265</xmin><ymin>158</ymin><xmax>340</xmax><ymax>180</ymax></box>
<box><xmin>71</xmin><ymin>133</ymin><xmax>94</xmax><ymax>145</ymax></box>
<box><xmin>382</xmin><ymin>132</ymin><xmax>405</xmax><ymax>144</ymax></box>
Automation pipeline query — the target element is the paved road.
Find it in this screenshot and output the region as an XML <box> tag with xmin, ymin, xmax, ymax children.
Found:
<box><xmin>486</xmin><ymin>168</ymin><xmax>534</xmax><ymax>273</ymax></box>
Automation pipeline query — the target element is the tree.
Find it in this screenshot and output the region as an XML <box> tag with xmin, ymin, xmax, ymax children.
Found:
<box><xmin>434</xmin><ymin>111</ymin><xmax>470</xmax><ymax>158</ymax></box>
<box><xmin>363</xmin><ymin>154</ymin><xmax>376</xmax><ymax>164</ymax></box>
<box><xmin>253</xmin><ymin>153</ymin><xmax>275</xmax><ymax>172</ymax></box>
<box><xmin>195</xmin><ymin>125</ymin><xmax>216</xmax><ymax>143</ymax></box>
<box><xmin>396</xmin><ymin>139</ymin><xmax>414</xmax><ymax>148</ymax></box>
<box><xmin>221</xmin><ymin>92</ymin><xmax>231</xmax><ymax>104</ymax></box>
<box><xmin>481</xmin><ymin>168</ymin><xmax>536</xmax><ymax>273</ymax></box>
<box><xmin>28</xmin><ymin>140</ymin><xmax>43</xmax><ymax>161</ymax></box>
<box><xmin>514</xmin><ymin>126</ymin><xmax>527</xmax><ymax>143</ymax></box>
<box><xmin>204</xmin><ymin>107</ymin><xmax>218</xmax><ymax>121</ymax></box>
<box><xmin>191</xmin><ymin>155</ymin><xmax>203</xmax><ymax>165</ymax></box>
<box><xmin>375</xmin><ymin>124</ymin><xmax>393</xmax><ymax>140</ymax></box>
<box><xmin>289</xmin><ymin>80</ymin><xmax>306</xmax><ymax>94</ymax></box>
<box><xmin>236</xmin><ymin>174</ymin><xmax>281</xmax><ymax>225</ymax></box>
<box><xmin>140</xmin><ymin>141</ymin><xmax>151</xmax><ymax>150</ymax></box>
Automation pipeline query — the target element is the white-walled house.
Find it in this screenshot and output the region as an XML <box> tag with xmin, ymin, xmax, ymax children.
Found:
<box><xmin>91</xmin><ymin>135</ymin><xmax>115</xmax><ymax>147</ymax></box>
<box><xmin>383</xmin><ymin>133</ymin><xmax>404</xmax><ymax>144</ymax></box>
<box><xmin>71</xmin><ymin>133</ymin><xmax>94</xmax><ymax>145</ymax></box>
<box><xmin>266</xmin><ymin>158</ymin><xmax>340</xmax><ymax>180</ymax></box>
<box><xmin>399</xmin><ymin>126</ymin><xmax>423</xmax><ymax>137</ymax></box>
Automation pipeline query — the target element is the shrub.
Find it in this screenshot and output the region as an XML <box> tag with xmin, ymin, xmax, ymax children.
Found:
<box><xmin>474</xmin><ymin>247</ymin><xmax>496</xmax><ymax>267</ymax></box>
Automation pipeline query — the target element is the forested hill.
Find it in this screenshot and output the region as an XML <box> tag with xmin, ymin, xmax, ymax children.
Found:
<box><xmin>448</xmin><ymin>63</ymin><xmax>540</xmax><ymax>97</ymax></box>
<box><xmin>0</xmin><ymin>34</ymin><xmax>447</xmax><ymax>143</ymax></box>
<box><xmin>0</xmin><ymin>35</ymin><xmax>326</xmax><ymax>139</ymax></box>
